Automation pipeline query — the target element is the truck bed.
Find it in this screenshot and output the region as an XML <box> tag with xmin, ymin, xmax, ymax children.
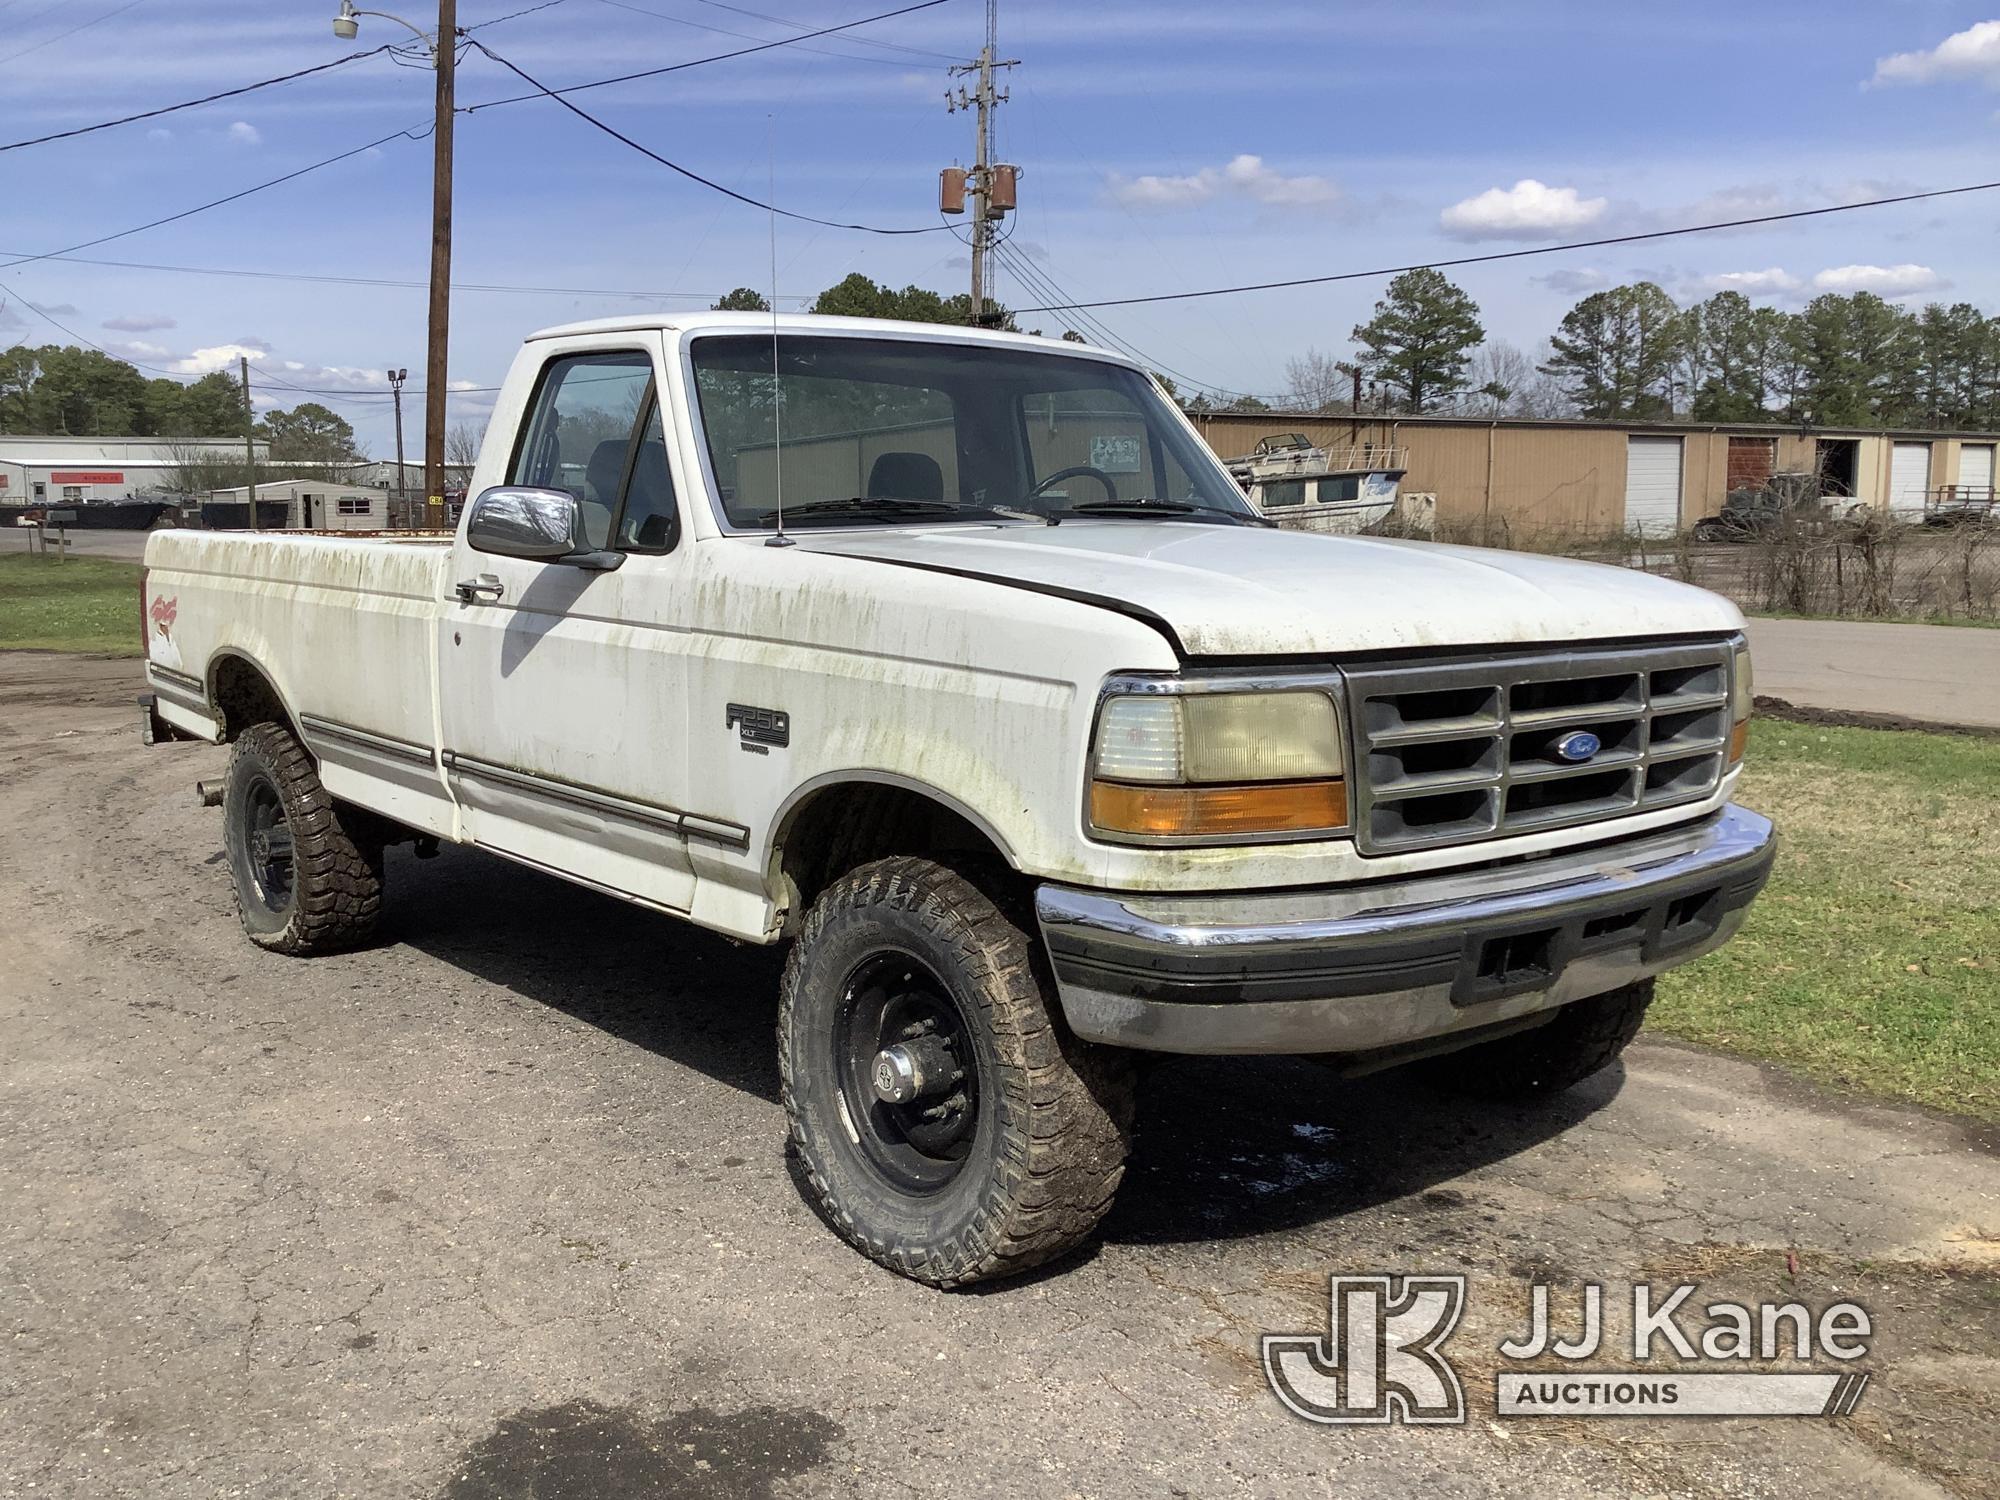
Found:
<box><xmin>142</xmin><ymin>530</ymin><xmax>454</xmax><ymax>782</ymax></box>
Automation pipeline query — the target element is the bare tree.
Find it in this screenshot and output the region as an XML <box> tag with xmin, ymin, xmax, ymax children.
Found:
<box><xmin>1282</xmin><ymin>347</ymin><xmax>1351</xmax><ymax>413</ymax></box>
<box><xmin>159</xmin><ymin>441</ymin><xmax>247</xmax><ymax>497</ymax></box>
<box><xmin>445</xmin><ymin>420</ymin><xmax>486</xmax><ymax>470</ymax></box>
<box><xmin>1463</xmin><ymin>341</ymin><xmax>1535</xmax><ymax>414</ymax></box>
<box><xmin>1510</xmin><ymin>340</ymin><xmax>1576</xmax><ymax>418</ymax></box>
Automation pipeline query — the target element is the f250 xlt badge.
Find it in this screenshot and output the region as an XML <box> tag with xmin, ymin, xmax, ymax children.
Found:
<box><xmin>726</xmin><ymin>703</ymin><xmax>790</xmax><ymax>754</ymax></box>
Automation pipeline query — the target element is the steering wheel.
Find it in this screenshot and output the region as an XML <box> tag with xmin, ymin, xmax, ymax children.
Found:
<box><xmin>1027</xmin><ymin>465</ymin><xmax>1117</xmax><ymax>505</ymax></box>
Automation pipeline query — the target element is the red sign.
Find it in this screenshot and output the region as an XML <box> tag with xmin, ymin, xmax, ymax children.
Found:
<box><xmin>49</xmin><ymin>470</ymin><xmax>124</xmax><ymax>484</ymax></box>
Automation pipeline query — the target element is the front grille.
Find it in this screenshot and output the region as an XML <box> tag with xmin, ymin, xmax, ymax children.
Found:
<box><xmin>1345</xmin><ymin>642</ymin><xmax>1734</xmax><ymax>853</ymax></box>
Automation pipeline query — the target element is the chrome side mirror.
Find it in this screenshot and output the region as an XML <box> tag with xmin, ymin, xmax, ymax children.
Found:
<box><xmin>464</xmin><ymin>486</ymin><xmax>623</xmax><ymax>570</ymax></box>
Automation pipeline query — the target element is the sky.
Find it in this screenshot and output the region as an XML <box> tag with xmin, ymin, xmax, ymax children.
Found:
<box><xmin>3</xmin><ymin>0</ymin><xmax>1999</xmax><ymax>455</ymax></box>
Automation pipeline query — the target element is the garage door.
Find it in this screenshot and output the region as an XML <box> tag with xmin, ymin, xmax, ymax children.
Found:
<box><xmin>1959</xmin><ymin>442</ymin><xmax>1995</xmax><ymax>496</ymax></box>
<box><xmin>1624</xmin><ymin>437</ymin><xmax>1684</xmax><ymax>536</ymax></box>
<box><xmin>1889</xmin><ymin>442</ymin><xmax>1932</xmax><ymax>520</ymax></box>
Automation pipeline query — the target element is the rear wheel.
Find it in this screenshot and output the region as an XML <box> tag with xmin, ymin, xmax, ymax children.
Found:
<box><xmin>779</xmin><ymin>857</ymin><xmax>1134</xmax><ymax>1287</ymax></box>
<box><xmin>222</xmin><ymin>721</ymin><xmax>383</xmax><ymax>955</ymax></box>
<box><xmin>1422</xmin><ymin>980</ymin><xmax>1653</xmax><ymax>1098</ymax></box>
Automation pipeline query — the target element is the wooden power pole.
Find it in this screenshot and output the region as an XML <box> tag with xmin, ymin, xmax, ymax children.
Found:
<box><xmin>423</xmin><ymin>0</ymin><xmax>457</xmax><ymax>530</ymax></box>
<box><xmin>944</xmin><ymin>0</ymin><xmax>1016</xmax><ymax>324</ymax></box>
<box><xmin>240</xmin><ymin>354</ymin><xmax>259</xmax><ymax>531</ymax></box>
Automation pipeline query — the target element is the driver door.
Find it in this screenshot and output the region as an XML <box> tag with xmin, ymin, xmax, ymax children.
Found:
<box><xmin>439</xmin><ymin>336</ymin><xmax>700</xmax><ymax>914</ymax></box>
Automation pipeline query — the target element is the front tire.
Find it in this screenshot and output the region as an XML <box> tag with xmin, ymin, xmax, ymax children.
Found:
<box><xmin>779</xmin><ymin>857</ymin><xmax>1134</xmax><ymax>1287</ymax></box>
<box><xmin>222</xmin><ymin>721</ymin><xmax>383</xmax><ymax>955</ymax></box>
<box><xmin>1422</xmin><ymin>980</ymin><xmax>1653</xmax><ymax>1098</ymax></box>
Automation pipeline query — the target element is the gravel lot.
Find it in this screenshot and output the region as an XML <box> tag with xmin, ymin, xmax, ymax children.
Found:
<box><xmin>3</xmin><ymin>652</ymin><xmax>1996</xmax><ymax>1499</ymax></box>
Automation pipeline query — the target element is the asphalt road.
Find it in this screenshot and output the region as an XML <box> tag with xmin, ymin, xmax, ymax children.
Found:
<box><xmin>2</xmin><ymin>526</ymin><xmax>152</xmax><ymax>563</ymax></box>
<box><xmin>1746</xmin><ymin>616</ymin><xmax>2000</xmax><ymax>730</ymax></box>
<box><xmin>4</xmin><ymin>653</ymin><xmax>1996</xmax><ymax>1499</ymax></box>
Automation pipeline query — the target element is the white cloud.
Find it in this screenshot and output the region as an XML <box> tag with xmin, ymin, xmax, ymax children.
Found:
<box><xmin>146</xmin><ymin>127</ymin><xmax>171</xmax><ymax>143</ymax></box>
<box><xmin>171</xmin><ymin>341</ymin><xmax>271</xmax><ymax>376</ymax></box>
<box><xmin>107</xmin><ymin>340</ymin><xmax>172</xmax><ymax>361</ymax></box>
<box><xmin>1533</xmin><ymin>266</ymin><xmax>1609</xmax><ymax>295</ymax></box>
<box><xmin>1810</xmin><ymin>263</ymin><xmax>1944</xmax><ymax>296</ymax></box>
<box><xmin>1107</xmin><ymin>154</ymin><xmax>1340</xmax><ymax>211</ymax></box>
<box><xmin>1871</xmin><ymin>20</ymin><xmax>2000</xmax><ymax>87</ymax></box>
<box><xmin>28</xmin><ymin>301</ymin><xmax>79</xmax><ymax>316</ymax></box>
<box><xmin>102</xmin><ymin>313</ymin><xmax>177</xmax><ymax>333</ymax></box>
<box><xmin>225</xmin><ymin>120</ymin><xmax>261</xmax><ymax>146</ymax></box>
<box><xmin>1698</xmin><ymin>267</ymin><xmax>1803</xmax><ymax>296</ymax></box>
<box><xmin>1440</xmin><ymin>179</ymin><xmax>1608</xmax><ymax>240</ymax></box>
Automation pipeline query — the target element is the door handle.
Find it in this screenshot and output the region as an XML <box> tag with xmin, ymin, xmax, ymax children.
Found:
<box><xmin>455</xmin><ymin>574</ymin><xmax>504</xmax><ymax>603</ymax></box>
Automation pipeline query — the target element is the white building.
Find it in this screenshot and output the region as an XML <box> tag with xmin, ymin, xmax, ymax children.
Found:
<box><xmin>341</xmin><ymin>458</ymin><xmax>474</xmax><ymax>495</ymax></box>
<box><xmin>0</xmin><ymin>435</ymin><xmax>265</xmax><ymax>505</ymax></box>
<box><xmin>204</xmin><ymin>478</ymin><xmax>387</xmax><ymax>531</ymax></box>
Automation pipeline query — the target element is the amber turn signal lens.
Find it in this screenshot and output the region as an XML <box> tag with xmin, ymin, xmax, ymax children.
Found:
<box><xmin>1728</xmin><ymin>720</ymin><xmax>1748</xmax><ymax>765</ymax></box>
<box><xmin>1089</xmin><ymin>778</ymin><xmax>1348</xmax><ymax>838</ymax></box>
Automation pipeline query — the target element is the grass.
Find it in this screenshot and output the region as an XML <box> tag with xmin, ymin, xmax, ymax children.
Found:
<box><xmin>1654</xmin><ymin>719</ymin><xmax>2000</xmax><ymax>1122</ymax></box>
<box><xmin>0</xmin><ymin>553</ymin><xmax>142</xmax><ymax>655</ymax></box>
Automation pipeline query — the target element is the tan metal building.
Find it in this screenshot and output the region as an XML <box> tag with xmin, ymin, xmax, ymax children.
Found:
<box><xmin>1183</xmin><ymin>411</ymin><xmax>2000</xmax><ymax>535</ymax></box>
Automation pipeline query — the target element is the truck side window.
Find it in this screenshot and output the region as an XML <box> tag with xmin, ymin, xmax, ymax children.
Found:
<box><xmin>509</xmin><ymin>350</ymin><xmax>655</xmax><ymax>550</ymax></box>
<box><xmin>613</xmin><ymin>399</ymin><xmax>679</xmax><ymax>553</ymax></box>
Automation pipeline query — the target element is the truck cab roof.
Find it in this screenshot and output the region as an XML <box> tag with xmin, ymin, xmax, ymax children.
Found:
<box><xmin>523</xmin><ymin>309</ymin><xmax>1133</xmax><ymax>365</ymax></box>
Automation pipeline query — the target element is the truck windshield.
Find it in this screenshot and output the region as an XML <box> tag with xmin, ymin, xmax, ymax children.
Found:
<box><xmin>688</xmin><ymin>334</ymin><xmax>1256</xmax><ymax>530</ymax></box>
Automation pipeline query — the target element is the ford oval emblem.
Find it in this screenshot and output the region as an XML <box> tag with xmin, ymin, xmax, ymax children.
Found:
<box><xmin>1553</xmin><ymin>730</ymin><xmax>1602</xmax><ymax>763</ymax></box>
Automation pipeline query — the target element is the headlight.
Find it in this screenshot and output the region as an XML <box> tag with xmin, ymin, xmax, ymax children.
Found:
<box><xmin>1729</xmin><ymin>643</ymin><xmax>1752</xmax><ymax>765</ymax></box>
<box><xmin>1089</xmin><ymin>686</ymin><xmax>1348</xmax><ymax>841</ymax></box>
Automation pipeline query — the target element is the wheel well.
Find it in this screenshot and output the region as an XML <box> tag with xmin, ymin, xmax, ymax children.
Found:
<box><xmin>210</xmin><ymin>655</ymin><xmax>293</xmax><ymax>742</ymax></box>
<box><xmin>777</xmin><ymin>782</ymin><xmax>1016</xmax><ymax>922</ymax></box>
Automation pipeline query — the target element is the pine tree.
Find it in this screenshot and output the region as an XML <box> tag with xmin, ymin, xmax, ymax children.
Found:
<box><xmin>1349</xmin><ymin>268</ymin><xmax>1484</xmax><ymax>413</ymax></box>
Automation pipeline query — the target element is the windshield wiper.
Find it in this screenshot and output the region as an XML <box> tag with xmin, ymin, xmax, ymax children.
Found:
<box><xmin>756</xmin><ymin>495</ymin><xmax>1035</xmax><ymax>527</ymax></box>
<box><xmin>1054</xmin><ymin>497</ymin><xmax>1270</xmax><ymax>527</ymax></box>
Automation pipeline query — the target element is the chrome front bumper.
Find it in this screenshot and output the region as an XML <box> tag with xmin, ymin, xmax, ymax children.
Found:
<box><xmin>1034</xmin><ymin>805</ymin><xmax>1776</xmax><ymax>1056</ymax></box>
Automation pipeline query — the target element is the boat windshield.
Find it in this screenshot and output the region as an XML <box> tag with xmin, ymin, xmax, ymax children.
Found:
<box><xmin>688</xmin><ymin>334</ymin><xmax>1257</xmax><ymax>530</ymax></box>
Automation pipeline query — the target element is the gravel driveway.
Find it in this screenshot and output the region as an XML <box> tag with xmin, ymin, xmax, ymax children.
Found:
<box><xmin>3</xmin><ymin>653</ymin><xmax>1995</xmax><ymax>1499</ymax></box>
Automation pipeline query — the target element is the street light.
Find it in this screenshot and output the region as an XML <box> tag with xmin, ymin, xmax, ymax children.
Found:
<box><xmin>331</xmin><ymin>0</ymin><xmax>455</xmax><ymax>531</ymax></box>
<box><xmin>331</xmin><ymin>1</ymin><xmax>434</xmax><ymax>54</ymax></box>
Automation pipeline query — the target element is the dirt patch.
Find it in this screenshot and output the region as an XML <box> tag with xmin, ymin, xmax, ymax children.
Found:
<box><xmin>1755</xmin><ymin>694</ymin><xmax>2000</xmax><ymax>740</ymax></box>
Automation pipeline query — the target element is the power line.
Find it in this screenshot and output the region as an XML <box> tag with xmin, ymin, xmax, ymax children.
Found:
<box><xmin>689</xmin><ymin>0</ymin><xmax>958</xmax><ymax>61</ymax></box>
<box><xmin>466</xmin><ymin>38</ymin><xmax>949</xmax><ymax>234</ymax></box>
<box><xmin>0</xmin><ymin>246</ymin><xmax>815</xmax><ymax>301</ymax></box>
<box><xmin>1014</xmin><ymin>179</ymin><xmax>2000</xmax><ymax>313</ymax></box>
<box><xmin>0</xmin><ymin>0</ymin><xmax>150</xmax><ymax>67</ymax></box>
<box><xmin>0</xmin><ymin>46</ymin><xmax>395</xmax><ymax>155</ymax></box>
<box><xmin>587</xmin><ymin>0</ymin><xmax>937</xmax><ymax>70</ymax></box>
<box><xmin>462</xmin><ymin>0</ymin><xmax>960</xmax><ymax>112</ymax></box>
<box><xmin>0</xmin><ymin>124</ymin><xmax>432</xmax><ymax>275</ymax></box>
<box><xmin>468</xmin><ymin>0</ymin><xmax>571</xmax><ymax>27</ymax></box>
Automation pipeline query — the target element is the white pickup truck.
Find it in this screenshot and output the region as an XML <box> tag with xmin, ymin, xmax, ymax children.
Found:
<box><xmin>140</xmin><ymin>312</ymin><xmax>1774</xmax><ymax>1286</ymax></box>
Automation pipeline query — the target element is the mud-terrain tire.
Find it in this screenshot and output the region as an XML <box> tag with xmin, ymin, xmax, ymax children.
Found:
<box><xmin>1423</xmin><ymin>980</ymin><xmax>1653</xmax><ymax>1098</ymax></box>
<box><xmin>779</xmin><ymin>856</ymin><xmax>1135</xmax><ymax>1288</ymax></box>
<box><xmin>222</xmin><ymin>720</ymin><xmax>383</xmax><ymax>955</ymax></box>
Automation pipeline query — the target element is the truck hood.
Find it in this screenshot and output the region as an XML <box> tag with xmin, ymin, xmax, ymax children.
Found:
<box><xmin>805</xmin><ymin>521</ymin><xmax>1744</xmax><ymax>658</ymax></box>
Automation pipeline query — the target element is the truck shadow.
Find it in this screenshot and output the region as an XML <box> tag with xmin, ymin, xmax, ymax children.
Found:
<box><xmin>381</xmin><ymin>845</ymin><xmax>1622</xmax><ymax>1248</ymax></box>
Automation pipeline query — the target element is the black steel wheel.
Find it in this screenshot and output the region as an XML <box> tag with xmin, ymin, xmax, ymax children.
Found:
<box><xmin>779</xmin><ymin>856</ymin><xmax>1135</xmax><ymax>1288</ymax></box>
<box><xmin>222</xmin><ymin>721</ymin><xmax>384</xmax><ymax>955</ymax></box>
<box><xmin>832</xmin><ymin>951</ymin><xmax>981</xmax><ymax>1195</ymax></box>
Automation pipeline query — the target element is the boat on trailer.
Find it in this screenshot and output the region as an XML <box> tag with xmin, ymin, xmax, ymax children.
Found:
<box><xmin>1226</xmin><ymin>433</ymin><xmax>1407</xmax><ymax>534</ymax></box>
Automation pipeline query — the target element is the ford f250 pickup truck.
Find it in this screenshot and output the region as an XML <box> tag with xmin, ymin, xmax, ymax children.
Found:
<box><xmin>140</xmin><ymin>312</ymin><xmax>1774</xmax><ymax>1286</ymax></box>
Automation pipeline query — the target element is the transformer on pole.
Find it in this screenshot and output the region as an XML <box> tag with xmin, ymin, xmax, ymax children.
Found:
<box><xmin>942</xmin><ymin>0</ymin><xmax>1018</xmax><ymax>326</ymax></box>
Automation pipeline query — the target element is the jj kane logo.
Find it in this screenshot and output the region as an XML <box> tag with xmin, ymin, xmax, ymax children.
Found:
<box><xmin>1264</xmin><ymin>1275</ymin><xmax>1873</xmax><ymax>1425</ymax></box>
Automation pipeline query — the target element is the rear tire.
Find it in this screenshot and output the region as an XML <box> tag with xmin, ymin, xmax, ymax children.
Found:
<box><xmin>1422</xmin><ymin>980</ymin><xmax>1653</xmax><ymax>1098</ymax></box>
<box><xmin>779</xmin><ymin>856</ymin><xmax>1134</xmax><ymax>1288</ymax></box>
<box><xmin>222</xmin><ymin>720</ymin><xmax>383</xmax><ymax>955</ymax></box>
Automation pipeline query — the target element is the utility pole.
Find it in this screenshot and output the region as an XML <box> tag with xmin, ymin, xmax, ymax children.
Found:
<box><xmin>943</xmin><ymin>0</ymin><xmax>1016</xmax><ymax>324</ymax></box>
<box><xmin>388</xmin><ymin>366</ymin><xmax>409</xmax><ymax>525</ymax></box>
<box><xmin>424</xmin><ymin>0</ymin><xmax>456</xmax><ymax>531</ymax></box>
<box><xmin>240</xmin><ymin>354</ymin><xmax>259</xmax><ymax>532</ymax></box>
<box><xmin>330</xmin><ymin>4</ymin><xmax>454</xmax><ymax>527</ymax></box>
